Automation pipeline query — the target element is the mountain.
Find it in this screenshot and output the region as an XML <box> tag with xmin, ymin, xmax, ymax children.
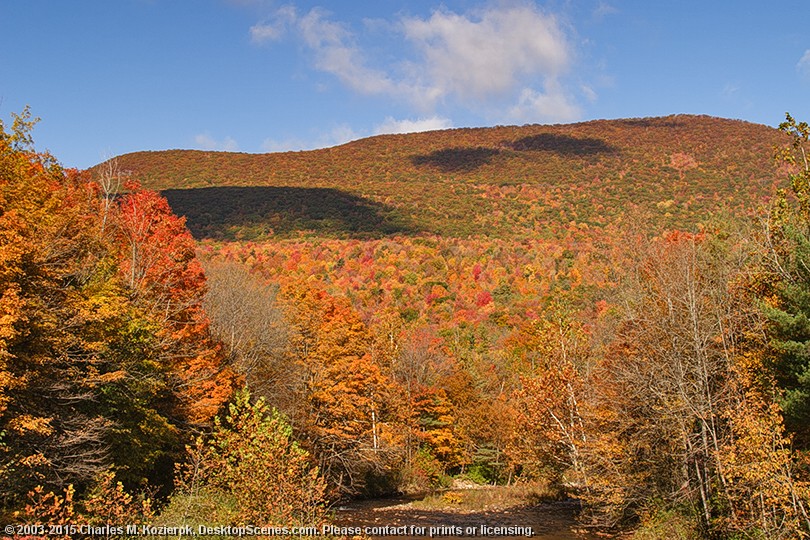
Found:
<box><xmin>81</xmin><ymin>118</ymin><xmax>810</xmax><ymax>533</ymax></box>
<box><xmin>92</xmin><ymin>115</ymin><xmax>787</xmax><ymax>240</ymax></box>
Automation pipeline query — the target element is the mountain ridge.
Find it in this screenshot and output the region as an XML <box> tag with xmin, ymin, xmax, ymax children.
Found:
<box><xmin>90</xmin><ymin>115</ymin><xmax>788</xmax><ymax>240</ymax></box>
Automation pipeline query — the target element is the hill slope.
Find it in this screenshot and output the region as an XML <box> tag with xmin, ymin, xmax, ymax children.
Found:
<box><xmin>94</xmin><ymin>115</ymin><xmax>787</xmax><ymax>240</ymax></box>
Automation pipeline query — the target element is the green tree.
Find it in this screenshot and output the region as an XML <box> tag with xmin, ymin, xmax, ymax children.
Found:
<box><xmin>178</xmin><ymin>390</ymin><xmax>326</xmax><ymax>527</ymax></box>
<box><xmin>761</xmin><ymin>113</ymin><xmax>810</xmax><ymax>445</ymax></box>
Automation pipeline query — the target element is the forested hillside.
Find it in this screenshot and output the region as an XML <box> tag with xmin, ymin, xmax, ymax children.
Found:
<box><xmin>100</xmin><ymin>115</ymin><xmax>786</xmax><ymax>240</ymax></box>
<box><xmin>5</xmin><ymin>111</ymin><xmax>810</xmax><ymax>539</ymax></box>
<box><xmin>94</xmin><ymin>114</ymin><xmax>810</xmax><ymax>537</ymax></box>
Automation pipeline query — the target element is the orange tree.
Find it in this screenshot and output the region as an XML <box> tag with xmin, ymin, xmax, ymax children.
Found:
<box><xmin>0</xmin><ymin>109</ymin><xmax>235</xmax><ymax>515</ymax></box>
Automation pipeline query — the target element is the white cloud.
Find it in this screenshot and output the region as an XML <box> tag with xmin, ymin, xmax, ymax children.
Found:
<box><xmin>508</xmin><ymin>83</ymin><xmax>581</xmax><ymax>123</ymax></box>
<box><xmin>593</xmin><ymin>2</ymin><xmax>618</xmax><ymax>20</ymax></box>
<box><xmin>402</xmin><ymin>4</ymin><xmax>571</xmax><ymax>105</ymax></box>
<box><xmin>194</xmin><ymin>133</ymin><xmax>239</xmax><ymax>152</ymax></box>
<box><xmin>324</xmin><ymin>124</ymin><xmax>360</xmax><ymax>146</ymax></box>
<box><xmin>260</xmin><ymin>124</ymin><xmax>360</xmax><ymax>153</ymax></box>
<box><xmin>250</xmin><ymin>2</ymin><xmax>582</xmax><ymax>124</ymax></box>
<box><xmin>260</xmin><ymin>118</ymin><xmax>455</xmax><ymax>153</ymax></box>
<box><xmin>250</xmin><ymin>5</ymin><xmax>296</xmax><ymax>43</ymax></box>
<box><xmin>581</xmin><ymin>84</ymin><xmax>598</xmax><ymax>103</ymax></box>
<box><xmin>250</xmin><ymin>22</ymin><xmax>284</xmax><ymax>42</ymax></box>
<box><xmin>721</xmin><ymin>82</ymin><xmax>740</xmax><ymax>97</ymax></box>
<box><xmin>374</xmin><ymin>116</ymin><xmax>453</xmax><ymax>135</ymax></box>
<box><xmin>251</xmin><ymin>7</ymin><xmax>436</xmax><ymax>104</ymax></box>
<box><xmin>260</xmin><ymin>136</ymin><xmax>309</xmax><ymax>153</ymax></box>
<box><xmin>296</xmin><ymin>8</ymin><xmax>402</xmax><ymax>96</ymax></box>
<box><xmin>798</xmin><ymin>49</ymin><xmax>810</xmax><ymax>77</ymax></box>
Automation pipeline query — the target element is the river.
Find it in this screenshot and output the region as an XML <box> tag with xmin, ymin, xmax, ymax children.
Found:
<box><xmin>333</xmin><ymin>495</ymin><xmax>599</xmax><ymax>540</ymax></box>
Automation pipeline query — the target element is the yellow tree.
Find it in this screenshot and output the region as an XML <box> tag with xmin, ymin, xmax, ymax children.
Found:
<box><xmin>0</xmin><ymin>110</ymin><xmax>236</xmax><ymax>516</ymax></box>
<box><xmin>580</xmin><ymin>228</ymin><xmax>810</xmax><ymax>536</ymax></box>
<box><xmin>584</xmin><ymin>232</ymin><xmax>735</xmax><ymax>529</ymax></box>
<box><xmin>178</xmin><ymin>390</ymin><xmax>326</xmax><ymax>527</ymax></box>
<box><xmin>284</xmin><ymin>285</ymin><xmax>398</xmax><ymax>495</ymax></box>
<box><xmin>0</xmin><ymin>108</ymin><xmax>117</xmax><ymax>503</ymax></box>
<box><xmin>510</xmin><ymin>303</ymin><xmax>591</xmax><ymax>489</ymax></box>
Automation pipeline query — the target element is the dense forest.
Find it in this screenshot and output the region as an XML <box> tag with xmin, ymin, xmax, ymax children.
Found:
<box><xmin>4</xmin><ymin>109</ymin><xmax>810</xmax><ymax>539</ymax></box>
<box><xmin>105</xmin><ymin>115</ymin><xmax>784</xmax><ymax>240</ymax></box>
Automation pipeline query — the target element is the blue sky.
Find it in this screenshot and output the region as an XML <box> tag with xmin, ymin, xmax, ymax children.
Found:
<box><xmin>1</xmin><ymin>0</ymin><xmax>809</xmax><ymax>169</ymax></box>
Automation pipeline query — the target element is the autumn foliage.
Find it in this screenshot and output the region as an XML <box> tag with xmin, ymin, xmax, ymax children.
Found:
<box><xmin>5</xmin><ymin>108</ymin><xmax>810</xmax><ymax>539</ymax></box>
<box><xmin>176</xmin><ymin>390</ymin><xmax>326</xmax><ymax>528</ymax></box>
<box><xmin>0</xmin><ymin>110</ymin><xmax>234</xmax><ymax>520</ymax></box>
<box><xmin>175</xmin><ymin>115</ymin><xmax>808</xmax><ymax>537</ymax></box>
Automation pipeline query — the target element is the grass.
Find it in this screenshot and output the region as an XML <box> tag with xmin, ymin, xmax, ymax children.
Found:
<box><xmin>407</xmin><ymin>481</ymin><xmax>564</xmax><ymax>513</ymax></box>
<box><xmin>630</xmin><ymin>505</ymin><xmax>702</xmax><ymax>540</ymax></box>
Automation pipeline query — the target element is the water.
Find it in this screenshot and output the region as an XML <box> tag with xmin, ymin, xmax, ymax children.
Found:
<box><xmin>333</xmin><ymin>496</ymin><xmax>598</xmax><ymax>540</ymax></box>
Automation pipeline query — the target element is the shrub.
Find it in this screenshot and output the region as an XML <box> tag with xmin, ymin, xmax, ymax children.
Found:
<box><xmin>174</xmin><ymin>390</ymin><xmax>326</xmax><ymax>527</ymax></box>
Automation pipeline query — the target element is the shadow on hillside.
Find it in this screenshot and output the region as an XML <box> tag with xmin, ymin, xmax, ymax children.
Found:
<box><xmin>162</xmin><ymin>186</ymin><xmax>419</xmax><ymax>240</ymax></box>
<box><xmin>507</xmin><ymin>133</ymin><xmax>619</xmax><ymax>156</ymax></box>
<box><xmin>411</xmin><ymin>147</ymin><xmax>501</xmax><ymax>173</ymax></box>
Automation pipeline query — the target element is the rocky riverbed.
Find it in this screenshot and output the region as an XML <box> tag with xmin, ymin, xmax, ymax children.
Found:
<box><xmin>332</xmin><ymin>488</ymin><xmax>599</xmax><ymax>540</ymax></box>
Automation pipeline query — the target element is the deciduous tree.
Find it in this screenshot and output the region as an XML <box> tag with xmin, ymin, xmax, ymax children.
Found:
<box><xmin>178</xmin><ymin>390</ymin><xmax>326</xmax><ymax>527</ymax></box>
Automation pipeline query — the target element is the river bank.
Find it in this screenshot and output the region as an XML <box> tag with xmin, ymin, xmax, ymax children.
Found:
<box><xmin>332</xmin><ymin>484</ymin><xmax>599</xmax><ymax>540</ymax></box>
